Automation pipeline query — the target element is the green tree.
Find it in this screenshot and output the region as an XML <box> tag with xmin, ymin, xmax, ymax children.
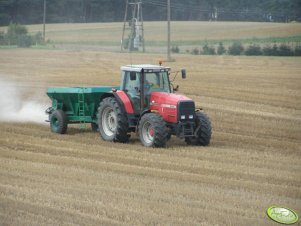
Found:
<box><xmin>228</xmin><ymin>42</ymin><xmax>244</xmax><ymax>55</ymax></box>
<box><xmin>217</xmin><ymin>42</ymin><xmax>226</xmax><ymax>55</ymax></box>
<box><xmin>6</xmin><ymin>23</ymin><xmax>28</xmax><ymax>45</ymax></box>
<box><xmin>0</xmin><ymin>0</ymin><xmax>301</xmax><ymax>25</ymax></box>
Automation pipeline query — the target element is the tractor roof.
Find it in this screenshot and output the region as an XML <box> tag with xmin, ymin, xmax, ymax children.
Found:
<box><xmin>121</xmin><ymin>64</ymin><xmax>170</xmax><ymax>73</ymax></box>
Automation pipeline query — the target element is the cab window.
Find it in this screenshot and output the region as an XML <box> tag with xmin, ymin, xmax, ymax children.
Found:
<box><xmin>145</xmin><ymin>72</ymin><xmax>170</xmax><ymax>93</ymax></box>
<box><xmin>122</xmin><ymin>71</ymin><xmax>140</xmax><ymax>96</ymax></box>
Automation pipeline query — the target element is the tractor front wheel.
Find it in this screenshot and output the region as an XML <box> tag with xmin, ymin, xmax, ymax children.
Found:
<box><xmin>185</xmin><ymin>112</ymin><xmax>212</xmax><ymax>146</ymax></box>
<box><xmin>50</xmin><ymin>109</ymin><xmax>68</xmax><ymax>134</ymax></box>
<box><xmin>138</xmin><ymin>113</ymin><xmax>168</xmax><ymax>148</ymax></box>
<box><xmin>98</xmin><ymin>97</ymin><xmax>129</xmax><ymax>143</ymax></box>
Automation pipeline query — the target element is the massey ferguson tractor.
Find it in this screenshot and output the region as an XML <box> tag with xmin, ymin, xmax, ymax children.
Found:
<box><xmin>46</xmin><ymin>64</ymin><xmax>212</xmax><ymax>147</ymax></box>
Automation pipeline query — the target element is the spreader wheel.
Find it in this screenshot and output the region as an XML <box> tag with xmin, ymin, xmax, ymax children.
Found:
<box><xmin>138</xmin><ymin>113</ymin><xmax>168</xmax><ymax>148</ymax></box>
<box><xmin>50</xmin><ymin>109</ymin><xmax>68</xmax><ymax>134</ymax></box>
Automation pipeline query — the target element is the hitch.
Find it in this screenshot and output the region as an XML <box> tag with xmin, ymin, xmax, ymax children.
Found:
<box><xmin>45</xmin><ymin>107</ymin><xmax>54</xmax><ymax>115</ymax></box>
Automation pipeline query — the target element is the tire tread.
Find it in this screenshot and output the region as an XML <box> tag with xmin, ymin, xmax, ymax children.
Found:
<box><xmin>97</xmin><ymin>97</ymin><xmax>129</xmax><ymax>143</ymax></box>
<box><xmin>185</xmin><ymin>112</ymin><xmax>212</xmax><ymax>146</ymax></box>
<box><xmin>139</xmin><ymin>113</ymin><xmax>168</xmax><ymax>148</ymax></box>
<box><xmin>50</xmin><ymin>109</ymin><xmax>68</xmax><ymax>134</ymax></box>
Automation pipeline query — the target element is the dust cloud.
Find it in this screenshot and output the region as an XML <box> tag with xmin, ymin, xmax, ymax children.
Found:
<box><xmin>0</xmin><ymin>79</ymin><xmax>48</xmax><ymax>124</ymax></box>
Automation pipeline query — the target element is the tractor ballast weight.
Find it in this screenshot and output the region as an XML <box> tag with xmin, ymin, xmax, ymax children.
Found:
<box><xmin>46</xmin><ymin>64</ymin><xmax>212</xmax><ymax>147</ymax></box>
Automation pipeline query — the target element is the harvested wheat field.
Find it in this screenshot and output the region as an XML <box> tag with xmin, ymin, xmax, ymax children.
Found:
<box><xmin>0</xmin><ymin>48</ymin><xmax>301</xmax><ymax>226</ymax></box>
<box><xmin>1</xmin><ymin>21</ymin><xmax>298</xmax><ymax>50</ymax></box>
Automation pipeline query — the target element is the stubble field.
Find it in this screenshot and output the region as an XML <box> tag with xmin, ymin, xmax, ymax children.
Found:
<box><xmin>1</xmin><ymin>21</ymin><xmax>300</xmax><ymax>51</ymax></box>
<box><xmin>0</xmin><ymin>22</ymin><xmax>301</xmax><ymax>226</ymax></box>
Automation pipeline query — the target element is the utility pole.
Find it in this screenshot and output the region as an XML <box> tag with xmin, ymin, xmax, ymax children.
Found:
<box><xmin>167</xmin><ymin>0</ymin><xmax>172</xmax><ymax>61</ymax></box>
<box><xmin>121</xmin><ymin>0</ymin><xmax>129</xmax><ymax>52</ymax></box>
<box><xmin>43</xmin><ymin>0</ymin><xmax>46</xmax><ymax>42</ymax></box>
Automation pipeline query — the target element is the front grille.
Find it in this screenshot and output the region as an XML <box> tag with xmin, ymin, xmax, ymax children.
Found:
<box><xmin>178</xmin><ymin>101</ymin><xmax>195</xmax><ymax>122</ymax></box>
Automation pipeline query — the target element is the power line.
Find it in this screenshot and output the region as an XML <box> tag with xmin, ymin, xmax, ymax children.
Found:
<box><xmin>143</xmin><ymin>0</ymin><xmax>280</xmax><ymax>15</ymax></box>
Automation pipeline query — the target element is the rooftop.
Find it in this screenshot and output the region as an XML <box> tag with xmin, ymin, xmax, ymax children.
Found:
<box><xmin>121</xmin><ymin>64</ymin><xmax>170</xmax><ymax>72</ymax></box>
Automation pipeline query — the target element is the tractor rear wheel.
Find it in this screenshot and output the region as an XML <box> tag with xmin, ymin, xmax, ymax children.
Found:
<box><xmin>98</xmin><ymin>97</ymin><xmax>129</xmax><ymax>143</ymax></box>
<box><xmin>138</xmin><ymin>113</ymin><xmax>168</xmax><ymax>148</ymax></box>
<box><xmin>50</xmin><ymin>109</ymin><xmax>68</xmax><ymax>134</ymax></box>
<box><xmin>185</xmin><ymin>112</ymin><xmax>211</xmax><ymax>146</ymax></box>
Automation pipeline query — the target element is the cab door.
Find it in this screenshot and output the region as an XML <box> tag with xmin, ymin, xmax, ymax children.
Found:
<box><xmin>121</xmin><ymin>71</ymin><xmax>141</xmax><ymax>112</ymax></box>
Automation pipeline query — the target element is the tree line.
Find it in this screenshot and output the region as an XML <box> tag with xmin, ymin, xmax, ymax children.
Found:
<box><xmin>0</xmin><ymin>0</ymin><xmax>300</xmax><ymax>26</ymax></box>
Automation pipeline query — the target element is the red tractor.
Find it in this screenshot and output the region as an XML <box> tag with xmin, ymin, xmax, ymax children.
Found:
<box><xmin>98</xmin><ymin>64</ymin><xmax>211</xmax><ymax>147</ymax></box>
<box><xmin>46</xmin><ymin>64</ymin><xmax>212</xmax><ymax>148</ymax></box>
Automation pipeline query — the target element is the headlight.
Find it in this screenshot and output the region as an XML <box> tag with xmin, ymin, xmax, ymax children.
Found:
<box><xmin>189</xmin><ymin>115</ymin><xmax>194</xmax><ymax>119</ymax></box>
<box><xmin>181</xmin><ymin>115</ymin><xmax>186</xmax><ymax>120</ymax></box>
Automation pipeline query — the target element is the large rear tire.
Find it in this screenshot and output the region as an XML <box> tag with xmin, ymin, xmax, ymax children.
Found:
<box><xmin>185</xmin><ymin>112</ymin><xmax>212</xmax><ymax>146</ymax></box>
<box><xmin>138</xmin><ymin>113</ymin><xmax>168</xmax><ymax>148</ymax></box>
<box><xmin>97</xmin><ymin>97</ymin><xmax>129</xmax><ymax>143</ymax></box>
<box><xmin>50</xmin><ymin>109</ymin><xmax>68</xmax><ymax>134</ymax></box>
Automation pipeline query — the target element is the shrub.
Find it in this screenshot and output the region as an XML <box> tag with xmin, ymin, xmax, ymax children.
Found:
<box><xmin>17</xmin><ymin>34</ymin><xmax>33</xmax><ymax>47</ymax></box>
<box><xmin>171</xmin><ymin>45</ymin><xmax>180</xmax><ymax>53</ymax></box>
<box><xmin>0</xmin><ymin>23</ymin><xmax>46</xmax><ymax>48</ymax></box>
<box><xmin>32</xmin><ymin>31</ymin><xmax>44</xmax><ymax>45</ymax></box>
<box><xmin>6</xmin><ymin>23</ymin><xmax>28</xmax><ymax>45</ymax></box>
<box><xmin>278</xmin><ymin>44</ymin><xmax>294</xmax><ymax>56</ymax></box>
<box><xmin>245</xmin><ymin>44</ymin><xmax>262</xmax><ymax>56</ymax></box>
<box><xmin>10</xmin><ymin>23</ymin><xmax>28</xmax><ymax>35</ymax></box>
<box><xmin>262</xmin><ymin>44</ymin><xmax>279</xmax><ymax>56</ymax></box>
<box><xmin>191</xmin><ymin>47</ymin><xmax>200</xmax><ymax>55</ymax></box>
<box><xmin>262</xmin><ymin>45</ymin><xmax>273</xmax><ymax>56</ymax></box>
<box><xmin>202</xmin><ymin>43</ymin><xmax>215</xmax><ymax>55</ymax></box>
<box><xmin>188</xmin><ymin>42</ymin><xmax>301</xmax><ymax>57</ymax></box>
<box><xmin>271</xmin><ymin>44</ymin><xmax>279</xmax><ymax>55</ymax></box>
<box><xmin>217</xmin><ymin>42</ymin><xmax>226</xmax><ymax>55</ymax></box>
<box><xmin>0</xmin><ymin>31</ymin><xmax>5</xmax><ymax>45</ymax></box>
<box><xmin>228</xmin><ymin>42</ymin><xmax>244</xmax><ymax>55</ymax></box>
<box><xmin>294</xmin><ymin>45</ymin><xmax>301</xmax><ymax>56</ymax></box>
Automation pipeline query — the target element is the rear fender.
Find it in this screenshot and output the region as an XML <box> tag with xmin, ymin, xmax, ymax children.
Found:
<box><xmin>114</xmin><ymin>91</ymin><xmax>134</xmax><ymax>114</ymax></box>
<box><xmin>99</xmin><ymin>92</ymin><xmax>130</xmax><ymax>116</ymax></box>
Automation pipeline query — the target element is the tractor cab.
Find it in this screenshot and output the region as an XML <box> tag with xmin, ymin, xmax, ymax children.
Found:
<box><xmin>120</xmin><ymin>64</ymin><xmax>183</xmax><ymax>112</ymax></box>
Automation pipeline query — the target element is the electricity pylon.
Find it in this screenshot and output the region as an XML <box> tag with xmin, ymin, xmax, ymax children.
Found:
<box><xmin>121</xmin><ymin>0</ymin><xmax>145</xmax><ymax>52</ymax></box>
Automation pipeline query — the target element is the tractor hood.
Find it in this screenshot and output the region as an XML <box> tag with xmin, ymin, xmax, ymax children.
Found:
<box><xmin>150</xmin><ymin>92</ymin><xmax>192</xmax><ymax>106</ymax></box>
<box><xmin>149</xmin><ymin>92</ymin><xmax>193</xmax><ymax>123</ymax></box>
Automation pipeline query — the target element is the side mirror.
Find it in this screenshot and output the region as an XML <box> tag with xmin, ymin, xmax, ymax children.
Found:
<box><xmin>181</xmin><ymin>69</ymin><xmax>186</xmax><ymax>79</ymax></box>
